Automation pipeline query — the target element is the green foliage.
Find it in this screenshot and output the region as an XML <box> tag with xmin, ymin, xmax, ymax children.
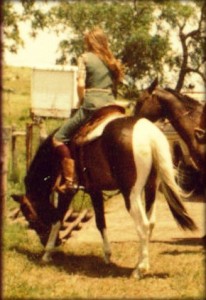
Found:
<box><xmin>160</xmin><ymin>1</ymin><xmax>195</xmax><ymax>26</ymax></box>
<box><xmin>3</xmin><ymin>1</ymin><xmax>205</xmax><ymax>92</ymax></box>
<box><xmin>2</xmin><ymin>1</ymin><xmax>24</xmax><ymax>53</ymax></box>
<box><xmin>46</xmin><ymin>1</ymin><xmax>174</xmax><ymax>94</ymax></box>
<box><xmin>157</xmin><ymin>0</ymin><xmax>205</xmax><ymax>90</ymax></box>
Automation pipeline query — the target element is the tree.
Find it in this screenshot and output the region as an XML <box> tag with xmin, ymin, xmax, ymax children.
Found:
<box><xmin>47</xmin><ymin>0</ymin><xmax>172</xmax><ymax>96</ymax></box>
<box><xmin>2</xmin><ymin>0</ymin><xmax>50</xmax><ymax>53</ymax></box>
<box><xmin>2</xmin><ymin>0</ymin><xmax>205</xmax><ymax>96</ymax></box>
<box><xmin>2</xmin><ymin>1</ymin><xmax>24</xmax><ymax>53</ymax></box>
<box><xmin>158</xmin><ymin>0</ymin><xmax>206</xmax><ymax>91</ymax></box>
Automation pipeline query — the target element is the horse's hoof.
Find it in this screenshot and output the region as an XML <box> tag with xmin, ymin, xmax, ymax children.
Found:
<box><xmin>104</xmin><ymin>252</ymin><xmax>112</xmax><ymax>264</ymax></box>
<box><xmin>131</xmin><ymin>264</ymin><xmax>149</xmax><ymax>279</ymax></box>
<box><xmin>131</xmin><ymin>269</ymin><xmax>143</xmax><ymax>280</ymax></box>
<box><xmin>41</xmin><ymin>252</ymin><xmax>53</xmax><ymax>263</ymax></box>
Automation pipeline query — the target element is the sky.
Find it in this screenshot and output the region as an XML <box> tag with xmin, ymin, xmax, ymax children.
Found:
<box><xmin>4</xmin><ymin>25</ymin><xmax>64</xmax><ymax>68</ymax></box>
<box><xmin>4</xmin><ymin>1</ymin><xmax>65</xmax><ymax>68</ymax></box>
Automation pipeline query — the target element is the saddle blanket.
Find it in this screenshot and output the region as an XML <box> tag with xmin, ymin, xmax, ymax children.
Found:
<box><xmin>72</xmin><ymin>105</ymin><xmax>125</xmax><ymax>145</ymax></box>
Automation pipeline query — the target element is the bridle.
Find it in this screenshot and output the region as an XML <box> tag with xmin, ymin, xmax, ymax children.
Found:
<box><xmin>151</xmin><ymin>92</ymin><xmax>203</xmax><ymax>128</ymax></box>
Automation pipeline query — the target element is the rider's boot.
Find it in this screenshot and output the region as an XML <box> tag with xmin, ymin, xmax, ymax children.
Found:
<box><xmin>60</xmin><ymin>157</ymin><xmax>78</xmax><ymax>192</ymax></box>
<box><xmin>53</xmin><ymin>142</ymin><xmax>77</xmax><ymax>193</ymax></box>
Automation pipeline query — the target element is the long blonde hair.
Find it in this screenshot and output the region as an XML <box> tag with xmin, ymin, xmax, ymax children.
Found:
<box><xmin>84</xmin><ymin>27</ymin><xmax>124</xmax><ymax>83</ymax></box>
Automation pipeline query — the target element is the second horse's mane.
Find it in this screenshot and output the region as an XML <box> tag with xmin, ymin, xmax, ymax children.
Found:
<box><xmin>165</xmin><ymin>87</ymin><xmax>202</xmax><ymax>110</ymax></box>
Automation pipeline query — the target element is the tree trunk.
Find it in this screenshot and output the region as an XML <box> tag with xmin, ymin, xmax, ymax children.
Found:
<box><xmin>175</xmin><ymin>29</ymin><xmax>188</xmax><ymax>92</ymax></box>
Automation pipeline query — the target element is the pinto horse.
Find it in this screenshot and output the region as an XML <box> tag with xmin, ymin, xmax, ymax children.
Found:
<box><xmin>12</xmin><ymin>105</ymin><xmax>197</xmax><ymax>279</ymax></box>
<box><xmin>134</xmin><ymin>78</ymin><xmax>206</xmax><ymax>178</ymax></box>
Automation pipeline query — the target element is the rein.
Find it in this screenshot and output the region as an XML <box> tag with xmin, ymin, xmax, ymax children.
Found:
<box><xmin>152</xmin><ymin>92</ymin><xmax>203</xmax><ymax>129</ymax></box>
<box><xmin>171</xmin><ymin>110</ymin><xmax>191</xmax><ymax>123</ymax></box>
<box><xmin>160</xmin><ymin>109</ymin><xmax>202</xmax><ymax>132</ymax></box>
<box><xmin>172</xmin><ymin>108</ymin><xmax>203</xmax><ymax>129</ymax></box>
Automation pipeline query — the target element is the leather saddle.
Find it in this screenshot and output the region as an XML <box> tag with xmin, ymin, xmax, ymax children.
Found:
<box><xmin>72</xmin><ymin>104</ymin><xmax>125</xmax><ymax>145</ymax></box>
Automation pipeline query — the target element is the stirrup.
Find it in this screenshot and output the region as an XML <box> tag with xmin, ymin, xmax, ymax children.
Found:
<box><xmin>57</xmin><ymin>180</ymin><xmax>79</xmax><ymax>193</ymax></box>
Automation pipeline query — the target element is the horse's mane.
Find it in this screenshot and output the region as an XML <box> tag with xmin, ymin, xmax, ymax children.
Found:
<box><xmin>165</xmin><ymin>87</ymin><xmax>202</xmax><ymax>110</ymax></box>
<box><xmin>24</xmin><ymin>131</ymin><xmax>57</xmax><ymax>202</ymax></box>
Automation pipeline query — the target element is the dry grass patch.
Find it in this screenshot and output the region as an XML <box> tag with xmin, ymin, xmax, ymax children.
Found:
<box><xmin>3</xmin><ymin>220</ymin><xmax>205</xmax><ymax>299</ymax></box>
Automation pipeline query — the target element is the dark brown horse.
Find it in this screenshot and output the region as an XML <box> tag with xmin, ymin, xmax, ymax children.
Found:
<box><xmin>134</xmin><ymin>78</ymin><xmax>206</xmax><ymax>177</ymax></box>
<box><xmin>12</xmin><ymin>105</ymin><xmax>197</xmax><ymax>279</ymax></box>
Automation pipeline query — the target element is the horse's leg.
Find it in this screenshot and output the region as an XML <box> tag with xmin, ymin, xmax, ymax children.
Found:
<box><xmin>126</xmin><ymin>186</ymin><xmax>150</xmax><ymax>279</ymax></box>
<box><xmin>42</xmin><ymin>220</ymin><xmax>61</xmax><ymax>262</ymax></box>
<box><xmin>90</xmin><ymin>190</ymin><xmax>111</xmax><ymax>264</ymax></box>
<box><xmin>123</xmin><ymin>149</ymin><xmax>153</xmax><ymax>279</ymax></box>
<box><xmin>145</xmin><ymin>167</ymin><xmax>158</xmax><ymax>239</ymax></box>
<box><xmin>42</xmin><ymin>191</ymin><xmax>74</xmax><ymax>262</ymax></box>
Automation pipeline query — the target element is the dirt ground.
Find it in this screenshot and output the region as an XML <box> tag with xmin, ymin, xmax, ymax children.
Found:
<box><xmin>68</xmin><ymin>192</ymin><xmax>205</xmax><ymax>244</ymax></box>
<box><xmin>5</xmin><ymin>191</ymin><xmax>205</xmax><ymax>299</ymax></box>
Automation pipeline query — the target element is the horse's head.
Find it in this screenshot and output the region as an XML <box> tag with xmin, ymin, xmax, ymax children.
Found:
<box><xmin>12</xmin><ymin>194</ymin><xmax>51</xmax><ymax>245</ymax></box>
<box><xmin>134</xmin><ymin>78</ymin><xmax>165</xmax><ymax>121</ymax></box>
<box><xmin>11</xmin><ymin>133</ymin><xmax>61</xmax><ymax>245</ymax></box>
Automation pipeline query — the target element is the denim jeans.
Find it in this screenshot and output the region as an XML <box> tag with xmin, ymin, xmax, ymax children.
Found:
<box><xmin>54</xmin><ymin>107</ymin><xmax>93</xmax><ymax>143</ymax></box>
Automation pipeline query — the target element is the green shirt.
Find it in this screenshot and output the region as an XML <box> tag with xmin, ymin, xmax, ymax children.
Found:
<box><xmin>80</xmin><ymin>52</ymin><xmax>116</xmax><ymax>110</ymax></box>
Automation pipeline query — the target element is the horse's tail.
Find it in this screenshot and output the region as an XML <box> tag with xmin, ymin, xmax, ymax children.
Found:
<box><xmin>137</xmin><ymin>119</ymin><xmax>197</xmax><ymax>231</ymax></box>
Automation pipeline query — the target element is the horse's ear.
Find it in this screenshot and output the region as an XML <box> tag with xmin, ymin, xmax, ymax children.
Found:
<box><xmin>11</xmin><ymin>194</ymin><xmax>24</xmax><ymax>203</ymax></box>
<box><xmin>148</xmin><ymin>77</ymin><xmax>158</xmax><ymax>94</ymax></box>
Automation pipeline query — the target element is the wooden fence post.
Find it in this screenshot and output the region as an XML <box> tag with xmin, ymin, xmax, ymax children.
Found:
<box><xmin>2</xmin><ymin>127</ymin><xmax>11</xmax><ymax>215</ymax></box>
<box><xmin>26</xmin><ymin>122</ymin><xmax>33</xmax><ymax>171</ymax></box>
<box><xmin>11</xmin><ymin>125</ymin><xmax>26</xmax><ymax>182</ymax></box>
<box><xmin>39</xmin><ymin>119</ymin><xmax>48</xmax><ymax>143</ymax></box>
<box><xmin>11</xmin><ymin>125</ymin><xmax>19</xmax><ymax>182</ymax></box>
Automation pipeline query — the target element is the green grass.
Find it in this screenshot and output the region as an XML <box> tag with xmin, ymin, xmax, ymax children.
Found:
<box><xmin>3</xmin><ymin>66</ymin><xmax>31</xmax><ymax>126</ymax></box>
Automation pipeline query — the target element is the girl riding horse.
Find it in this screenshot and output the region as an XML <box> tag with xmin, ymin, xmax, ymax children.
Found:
<box><xmin>53</xmin><ymin>27</ymin><xmax>124</xmax><ymax>192</ymax></box>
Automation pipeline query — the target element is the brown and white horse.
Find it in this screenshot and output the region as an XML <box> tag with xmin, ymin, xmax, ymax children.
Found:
<box><xmin>12</xmin><ymin>106</ymin><xmax>197</xmax><ymax>279</ymax></box>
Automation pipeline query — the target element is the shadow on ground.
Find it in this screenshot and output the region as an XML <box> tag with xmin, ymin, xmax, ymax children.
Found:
<box><xmin>151</xmin><ymin>237</ymin><xmax>205</xmax><ymax>256</ymax></box>
<box><xmin>10</xmin><ymin>245</ymin><xmax>132</xmax><ymax>278</ymax></box>
<box><xmin>152</xmin><ymin>237</ymin><xmax>205</xmax><ymax>247</ymax></box>
<box><xmin>11</xmin><ymin>245</ymin><xmax>171</xmax><ymax>279</ymax></box>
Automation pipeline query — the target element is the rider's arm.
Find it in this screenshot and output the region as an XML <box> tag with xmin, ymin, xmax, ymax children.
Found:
<box><xmin>77</xmin><ymin>55</ymin><xmax>86</xmax><ymax>107</ymax></box>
